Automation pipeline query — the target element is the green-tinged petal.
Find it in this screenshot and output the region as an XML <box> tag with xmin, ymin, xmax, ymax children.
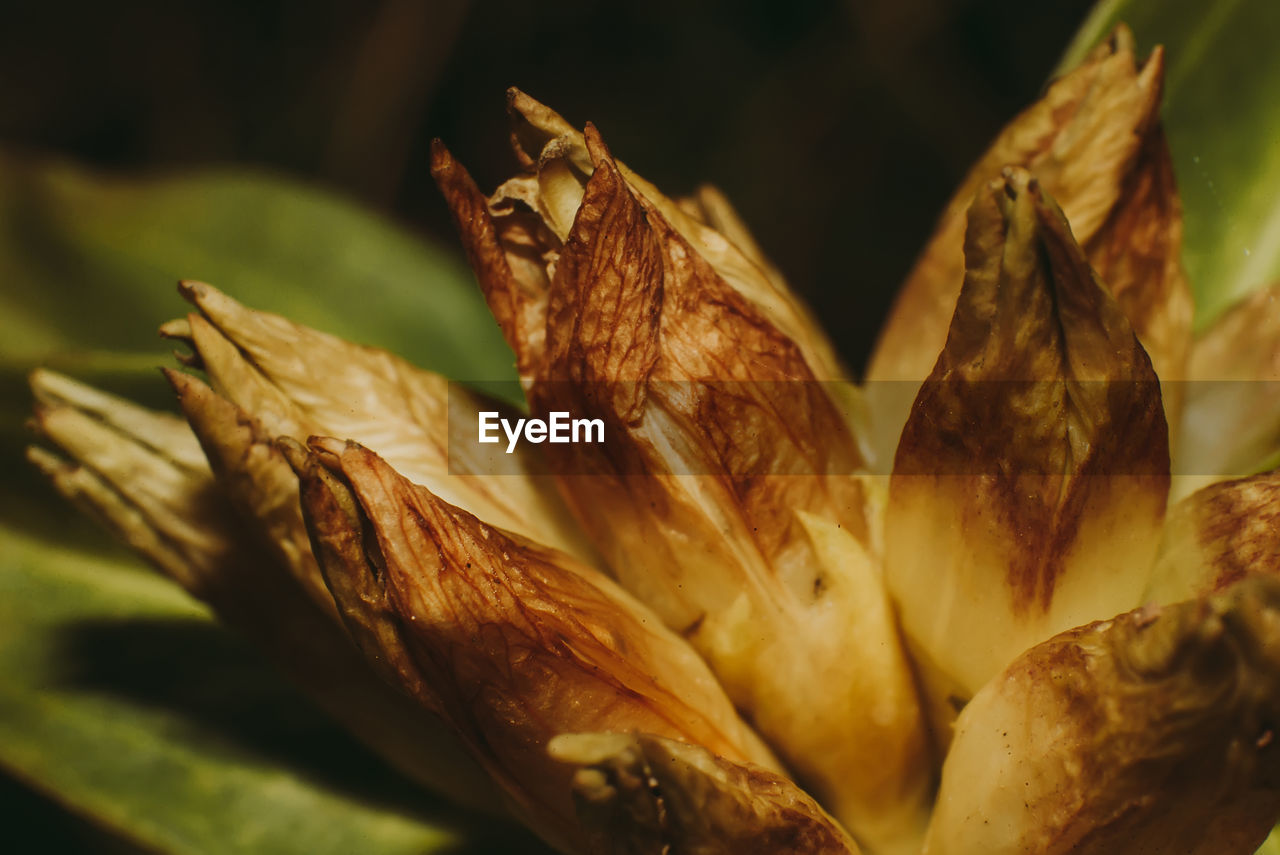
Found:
<box><xmin>925</xmin><ymin>576</ymin><xmax>1280</xmax><ymax>855</ymax></box>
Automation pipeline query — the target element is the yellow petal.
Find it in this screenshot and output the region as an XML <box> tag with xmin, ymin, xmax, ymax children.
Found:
<box><xmin>549</xmin><ymin>732</ymin><xmax>862</xmax><ymax>855</ymax></box>
<box><xmin>925</xmin><ymin>576</ymin><xmax>1280</xmax><ymax>855</ymax></box>
<box><xmin>868</xmin><ymin>25</ymin><xmax>1185</xmax><ymax>462</ymax></box>
<box><xmin>291</xmin><ymin>437</ymin><xmax>779</xmax><ymax>854</ymax></box>
<box><xmin>886</xmin><ymin>169</ymin><xmax>1170</xmax><ymax>742</ymax></box>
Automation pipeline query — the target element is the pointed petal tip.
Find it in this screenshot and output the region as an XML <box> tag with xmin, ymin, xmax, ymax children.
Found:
<box><xmin>428</xmin><ymin>138</ymin><xmax>454</xmax><ymax>178</ymax></box>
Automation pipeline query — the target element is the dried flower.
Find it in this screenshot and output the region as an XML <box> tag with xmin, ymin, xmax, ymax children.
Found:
<box><xmin>25</xmin><ymin>21</ymin><xmax>1280</xmax><ymax>855</ymax></box>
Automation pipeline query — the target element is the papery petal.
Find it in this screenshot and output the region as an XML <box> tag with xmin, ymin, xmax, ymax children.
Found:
<box><xmin>439</xmin><ymin>118</ymin><xmax>928</xmax><ymax>855</ymax></box>
<box><xmin>1177</xmin><ymin>284</ymin><xmax>1280</xmax><ymax>497</ymax></box>
<box><xmin>1147</xmin><ymin>470</ymin><xmax>1280</xmax><ymax>606</ymax></box>
<box><xmin>924</xmin><ymin>576</ymin><xmax>1280</xmax><ymax>855</ymax></box>
<box><xmin>886</xmin><ymin>169</ymin><xmax>1170</xmax><ymax>741</ymax></box>
<box><xmin>463</xmin><ymin>88</ymin><xmax>848</xmax><ymax>385</ymax></box>
<box><xmin>161</xmin><ymin>280</ymin><xmax>593</xmax><ymax>561</ymax></box>
<box><xmin>27</xmin><ymin>370</ymin><xmax>501</xmax><ymax>812</ymax></box>
<box><xmin>290</xmin><ymin>437</ymin><xmax>780</xmax><ymax>854</ymax></box>
<box><xmin>549</xmin><ymin>732</ymin><xmax>861</xmax><ymax>855</ymax></box>
<box><xmin>868</xmin><ymin>25</ymin><xmax>1187</xmax><ymax>462</ymax></box>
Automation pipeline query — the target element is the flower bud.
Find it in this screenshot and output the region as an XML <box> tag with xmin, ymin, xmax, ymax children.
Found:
<box><xmin>868</xmin><ymin>25</ymin><xmax>1190</xmax><ymax>462</ymax></box>
<box><xmin>289</xmin><ymin>437</ymin><xmax>780</xmax><ymax>854</ymax></box>
<box><xmin>27</xmin><ymin>370</ymin><xmax>501</xmax><ymax>812</ymax></box>
<box><xmin>925</xmin><ymin>576</ymin><xmax>1280</xmax><ymax>855</ymax></box>
<box><xmin>886</xmin><ymin>169</ymin><xmax>1170</xmax><ymax>740</ymax></box>
<box><xmin>161</xmin><ymin>280</ymin><xmax>594</xmax><ymax>562</ymax></box>
<box><xmin>435</xmin><ymin>108</ymin><xmax>928</xmax><ymax>853</ymax></box>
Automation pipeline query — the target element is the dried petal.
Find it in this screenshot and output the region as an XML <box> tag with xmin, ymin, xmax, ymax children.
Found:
<box><xmin>886</xmin><ymin>169</ymin><xmax>1170</xmax><ymax>739</ymax></box>
<box><xmin>924</xmin><ymin>576</ymin><xmax>1280</xmax><ymax>855</ymax></box>
<box><xmin>1147</xmin><ymin>470</ymin><xmax>1280</xmax><ymax>606</ymax></box>
<box><xmin>291</xmin><ymin>437</ymin><xmax>779</xmax><ymax>854</ymax></box>
<box><xmin>438</xmin><ymin>89</ymin><xmax>848</xmax><ymax>385</ymax></box>
<box><xmin>549</xmin><ymin>732</ymin><xmax>861</xmax><ymax>855</ymax></box>
<box><xmin>868</xmin><ymin>26</ymin><xmax>1187</xmax><ymax>461</ymax></box>
<box><xmin>1177</xmin><ymin>284</ymin><xmax>1280</xmax><ymax>496</ymax></box>
<box><xmin>164</xmin><ymin>280</ymin><xmax>594</xmax><ymax>562</ymax></box>
<box><xmin>438</xmin><ymin>114</ymin><xmax>925</xmax><ymax>854</ymax></box>
<box><xmin>27</xmin><ymin>370</ymin><xmax>500</xmax><ymax>812</ymax></box>
<box><xmin>164</xmin><ymin>368</ymin><xmax>339</xmax><ymax>622</ymax></box>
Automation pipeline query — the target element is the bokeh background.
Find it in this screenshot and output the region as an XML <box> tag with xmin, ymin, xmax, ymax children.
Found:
<box><xmin>0</xmin><ymin>0</ymin><xmax>1097</xmax><ymax>849</ymax></box>
<box><xmin>2</xmin><ymin>0</ymin><xmax>1095</xmax><ymax>370</ymax></box>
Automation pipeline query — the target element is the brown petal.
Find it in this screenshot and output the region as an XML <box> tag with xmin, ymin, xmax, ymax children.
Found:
<box><xmin>549</xmin><ymin>732</ymin><xmax>862</xmax><ymax>855</ymax></box>
<box><xmin>886</xmin><ymin>169</ymin><xmax>1170</xmax><ymax>740</ymax></box>
<box><xmin>165</xmin><ymin>368</ymin><xmax>339</xmax><ymax>623</ymax></box>
<box><xmin>524</xmin><ymin>126</ymin><xmax>927</xmax><ymax>854</ymax></box>
<box><xmin>27</xmin><ymin>370</ymin><xmax>501</xmax><ymax>812</ymax></box>
<box><xmin>867</xmin><ymin>26</ymin><xmax>1181</xmax><ymax>461</ymax></box>
<box><xmin>1147</xmin><ymin>469</ymin><xmax>1280</xmax><ymax>606</ymax></box>
<box><xmin>292</xmin><ymin>437</ymin><xmax>779</xmax><ymax>854</ymax></box>
<box><xmin>925</xmin><ymin>576</ymin><xmax>1280</xmax><ymax>855</ymax></box>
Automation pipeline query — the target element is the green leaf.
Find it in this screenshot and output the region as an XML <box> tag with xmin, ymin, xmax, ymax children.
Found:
<box><xmin>0</xmin><ymin>158</ymin><xmax>534</xmax><ymax>850</ymax></box>
<box><xmin>1058</xmin><ymin>0</ymin><xmax>1280</xmax><ymax>328</ymax></box>
<box><xmin>0</xmin><ymin>524</ymin><xmax>491</xmax><ymax>854</ymax></box>
<box><xmin>0</xmin><ymin>152</ymin><xmax>515</xmax><ymax>383</ymax></box>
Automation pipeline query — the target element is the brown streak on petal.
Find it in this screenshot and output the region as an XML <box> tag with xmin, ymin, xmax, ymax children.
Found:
<box><xmin>542</xmin><ymin>123</ymin><xmax>663</xmax><ymax>423</ymax></box>
<box><xmin>431</xmin><ymin>139</ymin><xmax>547</xmax><ymax>378</ymax></box>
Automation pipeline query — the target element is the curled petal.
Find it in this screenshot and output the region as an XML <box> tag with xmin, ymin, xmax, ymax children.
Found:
<box><xmin>163</xmin><ymin>280</ymin><xmax>593</xmax><ymax>561</ymax></box>
<box><xmin>886</xmin><ymin>169</ymin><xmax>1170</xmax><ymax>738</ymax></box>
<box><xmin>27</xmin><ymin>370</ymin><xmax>500</xmax><ymax>812</ymax></box>
<box><xmin>925</xmin><ymin>576</ymin><xmax>1280</xmax><ymax>855</ymax></box>
<box><xmin>549</xmin><ymin>732</ymin><xmax>861</xmax><ymax>855</ymax></box>
<box><xmin>1147</xmin><ymin>470</ymin><xmax>1280</xmax><ymax>606</ymax></box>
<box><xmin>868</xmin><ymin>25</ymin><xmax>1186</xmax><ymax>460</ymax></box>
<box><xmin>291</xmin><ymin>438</ymin><xmax>779</xmax><ymax>853</ymax></box>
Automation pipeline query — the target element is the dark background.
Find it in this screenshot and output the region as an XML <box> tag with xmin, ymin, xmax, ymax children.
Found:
<box><xmin>0</xmin><ymin>0</ymin><xmax>1093</xmax><ymax>848</ymax></box>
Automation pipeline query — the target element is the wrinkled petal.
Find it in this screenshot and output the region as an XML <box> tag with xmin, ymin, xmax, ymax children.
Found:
<box><xmin>290</xmin><ymin>437</ymin><xmax>779</xmax><ymax>854</ymax></box>
<box><xmin>925</xmin><ymin>576</ymin><xmax>1280</xmax><ymax>855</ymax></box>
<box><xmin>162</xmin><ymin>280</ymin><xmax>594</xmax><ymax>562</ymax></box>
<box><xmin>886</xmin><ymin>169</ymin><xmax>1170</xmax><ymax>740</ymax></box>
<box><xmin>1177</xmin><ymin>283</ymin><xmax>1280</xmax><ymax>497</ymax></box>
<box><xmin>868</xmin><ymin>25</ymin><xmax>1187</xmax><ymax>462</ymax></box>
<box><xmin>549</xmin><ymin>732</ymin><xmax>861</xmax><ymax>855</ymax></box>
<box><xmin>437</xmin><ymin>118</ymin><xmax>926</xmax><ymax>855</ymax></box>
<box><xmin>27</xmin><ymin>370</ymin><xmax>501</xmax><ymax>812</ymax></box>
<box><xmin>1147</xmin><ymin>470</ymin><xmax>1280</xmax><ymax>606</ymax></box>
